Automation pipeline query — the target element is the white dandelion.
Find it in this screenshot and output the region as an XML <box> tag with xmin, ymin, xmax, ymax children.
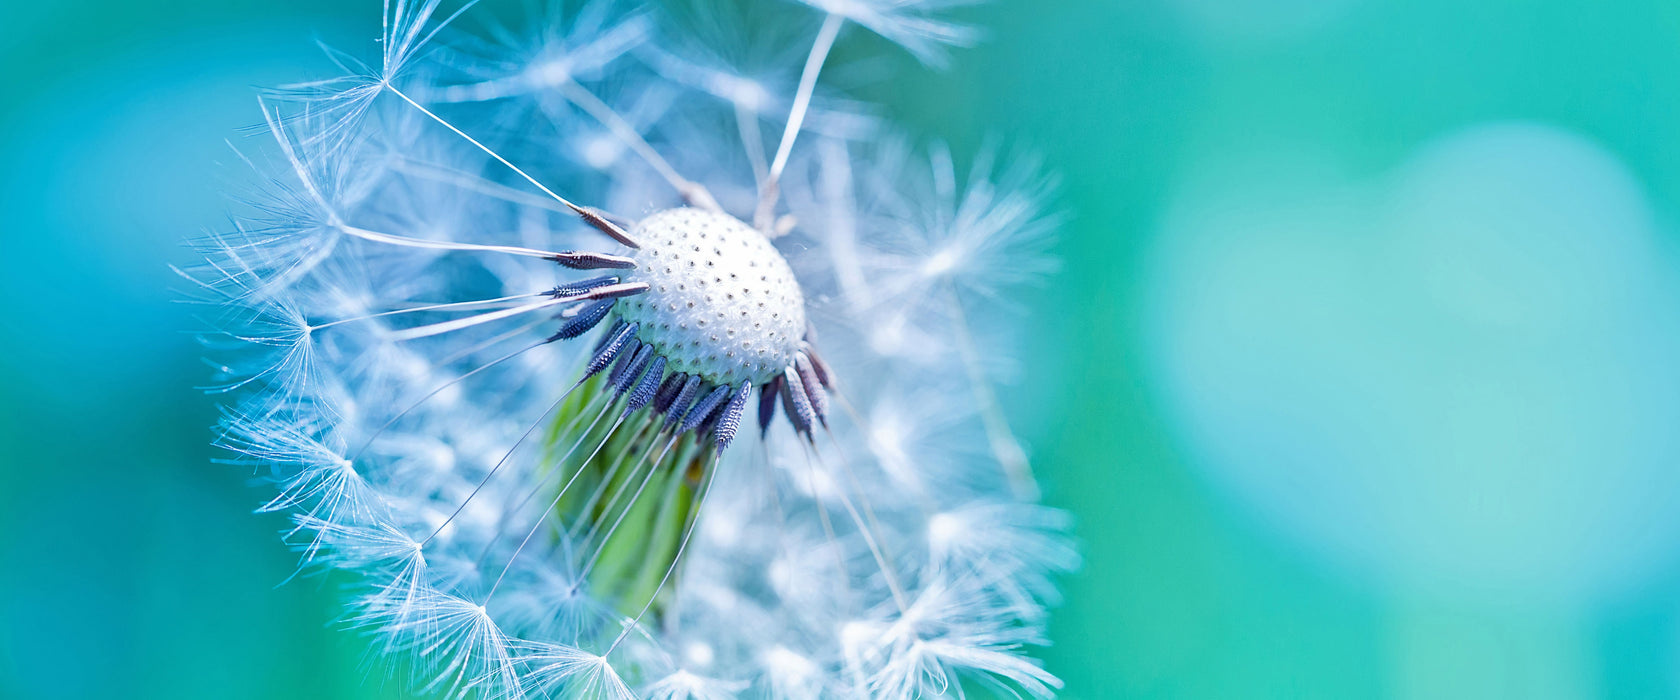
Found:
<box><xmin>190</xmin><ymin>0</ymin><xmax>1076</xmax><ymax>697</ymax></box>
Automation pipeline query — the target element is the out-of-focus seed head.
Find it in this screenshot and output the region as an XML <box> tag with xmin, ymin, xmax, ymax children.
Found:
<box><xmin>617</xmin><ymin>208</ymin><xmax>806</xmax><ymax>386</ymax></box>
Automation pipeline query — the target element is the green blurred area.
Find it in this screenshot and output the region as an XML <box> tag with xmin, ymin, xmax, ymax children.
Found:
<box><xmin>3</xmin><ymin>0</ymin><xmax>1680</xmax><ymax>698</ymax></box>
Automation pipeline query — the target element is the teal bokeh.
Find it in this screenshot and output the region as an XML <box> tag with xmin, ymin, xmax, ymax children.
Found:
<box><xmin>3</xmin><ymin>0</ymin><xmax>1679</xmax><ymax>697</ymax></box>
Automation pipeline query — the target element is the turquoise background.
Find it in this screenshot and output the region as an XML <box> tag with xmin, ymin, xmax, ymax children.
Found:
<box><xmin>4</xmin><ymin>0</ymin><xmax>1680</xmax><ymax>697</ymax></box>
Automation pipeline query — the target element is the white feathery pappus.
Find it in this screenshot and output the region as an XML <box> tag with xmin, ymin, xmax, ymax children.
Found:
<box><xmin>187</xmin><ymin>0</ymin><xmax>1078</xmax><ymax>697</ymax></box>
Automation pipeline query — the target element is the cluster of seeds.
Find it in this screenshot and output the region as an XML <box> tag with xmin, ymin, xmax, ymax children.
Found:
<box><xmin>614</xmin><ymin>208</ymin><xmax>807</xmax><ymax>387</ymax></box>
<box><xmin>195</xmin><ymin>0</ymin><xmax>1076</xmax><ymax>696</ymax></box>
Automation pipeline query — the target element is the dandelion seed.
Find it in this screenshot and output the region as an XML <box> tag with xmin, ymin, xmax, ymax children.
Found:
<box><xmin>193</xmin><ymin>0</ymin><xmax>1075</xmax><ymax>696</ymax></box>
<box><xmin>790</xmin><ymin>0</ymin><xmax>982</xmax><ymax>68</ymax></box>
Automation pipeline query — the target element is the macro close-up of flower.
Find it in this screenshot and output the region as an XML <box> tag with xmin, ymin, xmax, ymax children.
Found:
<box><xmin>9</xmin><ymin>0</ymin><xmax>1680</xmax><ymax>698</ymax></box>
<box><xmin>185</xmin><ymin>1</ymin><xmax>1073</xmax><ymax>696</ymax></box>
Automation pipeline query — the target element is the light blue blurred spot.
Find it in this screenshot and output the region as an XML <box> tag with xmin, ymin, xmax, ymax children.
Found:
<box><xmin>1145</xmin><ymin>121</ymin><xmax>1680</xmax><ymax>609</ymax></box>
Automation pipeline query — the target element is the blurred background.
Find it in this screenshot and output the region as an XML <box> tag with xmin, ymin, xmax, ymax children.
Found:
<box><xmin>4</xmin><ymin>0</ymin><xmax>1680</xmax><ymax>697</ymax></box>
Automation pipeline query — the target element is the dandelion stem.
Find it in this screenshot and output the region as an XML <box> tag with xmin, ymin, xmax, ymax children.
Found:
<box><xmin>337</xmin><ymin>223</ymin><xmax>561</xmax><ymax>259</ymax></box>
<box><xmin>556</xmin><ymin>80</ymin><xmax>721</xmax><ymax>211</ymax></box>
<box><xmin>350</xmin><ymin>340</ymin><xmax>547</xmax><ymax>463</ymax></box>
<box><xmin>758</xmin><ymin>12</ymin><xmax>845</xmax><ymax>229</ymax></box>
<box><xmin>387</xmin><ymin>84</ymin><xmax>579</xmax><ymax>210</ymax></box>
<box><xmin>385</xmin><ymin>85</ymin><xmax>641</xmax><ymax>248</ymax></box>
<box><xmin>828</xmin><ymin>390</ymin><xmax>940</xmax><ymax>514</ymax></box>
<box><xmin>385</xmin><ymin>296</ymin><xmax>569</xmax><ymax>342</ymax></box>
<box><xmin>805</xmin><ymin>442</ymin><xmax>909</xmax><ymax>613</ymax></box>
<box><xmin>477</xmin><ymin>389</ymin><xmax>620</xmax><ymax>565</ymax></box>
<box><xmin>736</xmin><ymin>101</ymin><xmax>770</xmax><ymax>189</ymax></box>
<box><xmin>487</xmin><ymin>411</ymin><xmax>629</xmax><ymax>603</ymax></box>
<box><xmin>312</xmin><ymin>293</ymin><xmax>543</xmax><ymax>331</ymax></box>
<box><xmin>422</xmin><ymin>378</ymin><xmax>587</xmax><ymax>548</ymax></box>
<box><xmin>801</xmin><ymin>443</ymin><xmax>850</xmax><ymax>606</ymax></box>
<box><xmin>947</xmin><ymin>284</ymin><xmax>1039</xmax><ymax>500</ymax></box>
<box><xmin>823</xmin><ymin>427</ymin><xmax>901</xmax><ymax>552</ymax></box>
<box><xmin>387</xmin><ymin>156</ymin><xmax>573</xmax><ymax>213</ymax></box>
<box><xmin>756</xmin><ymin>438</ymin><xmax>804</xmax><ymax>601</ymax></box>
<box><xmin>435</xmin><ymin>316</ymin><xmax>550</xmax><ymax>367</ymax></box>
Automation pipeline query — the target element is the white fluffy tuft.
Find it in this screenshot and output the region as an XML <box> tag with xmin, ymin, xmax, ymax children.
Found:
<box><xmin>190</xmin><ymin>0</ymin><xmax>1076</xmax><ymax>697</ymax></box>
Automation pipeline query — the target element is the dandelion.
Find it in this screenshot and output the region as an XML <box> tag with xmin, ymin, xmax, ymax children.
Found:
<box><xmin>190</xmin><ymin>0</ymin><xmax>1075</xmax><ymax>696</ymax></box>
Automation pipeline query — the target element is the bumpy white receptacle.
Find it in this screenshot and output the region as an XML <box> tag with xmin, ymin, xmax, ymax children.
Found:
<box><xmin>615</xmin><ymin>208</ymin><xmax>807</xmax><ymax>386</ymax></box>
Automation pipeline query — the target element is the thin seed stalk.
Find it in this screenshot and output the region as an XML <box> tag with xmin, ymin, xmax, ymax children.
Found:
<box><xmin>543</xmin><ymin>369</ymin><xmax>712</xmax><ymax>624</ymax></box>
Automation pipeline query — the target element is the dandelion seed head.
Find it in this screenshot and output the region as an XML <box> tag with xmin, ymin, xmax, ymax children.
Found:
<box><xmin>615</xmin><ymin>208</ymin><xmax>806</xmax><ymax>386</ymax></box>
<box><xmin>192</xmin><ymin>0</ymin><xmax>1075</xmax><ymax>696</ymax></box>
